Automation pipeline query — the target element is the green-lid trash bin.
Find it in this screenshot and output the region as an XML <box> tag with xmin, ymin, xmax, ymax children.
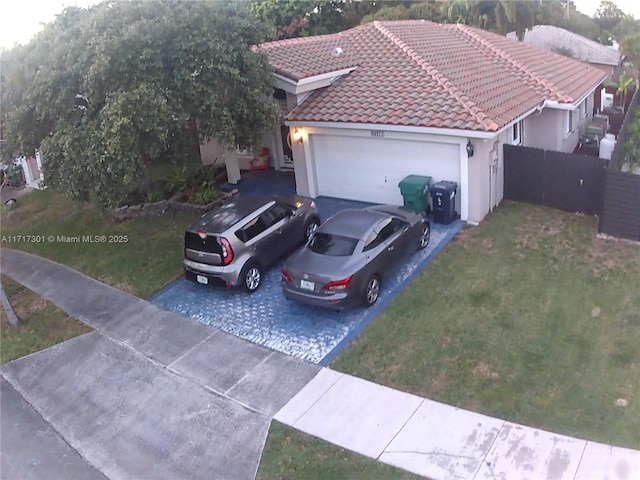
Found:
<box><xmin>398</xmin><ymin>175</ymin><xmax>432</xmax><ymax>213</ymax></box>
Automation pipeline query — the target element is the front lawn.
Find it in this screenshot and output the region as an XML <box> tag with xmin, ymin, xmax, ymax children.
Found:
<box><xmin>256</xmin><ymin>421</ymin><xmax>423</xmax><ymax>480</ymax></box>
<box><xmin>1</xmin><ymin>189</ymin><xmax>200</xmax><ymax>298</ymax></box>
<box><xmin>332</xmin><ymin>201</ymin><xmax>640</xmax><ymax>449</ymax></box>
<box><xmin>1</xmin><ymin>276</ymin><xmax>92</xmax><ymax>363</ymax></box>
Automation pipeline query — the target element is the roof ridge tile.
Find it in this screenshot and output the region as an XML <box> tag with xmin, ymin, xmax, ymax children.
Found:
<box><xmin>455</xmin><ymin>24</ymin><xmax>574</xmax><ymax>103</ymax></box>
<box><xmin>373</xmin><ymin>21</ymin><xmax>499</xmax><ymax>132</ymax></box>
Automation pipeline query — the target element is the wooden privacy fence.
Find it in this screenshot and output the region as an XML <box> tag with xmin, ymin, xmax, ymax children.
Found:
<box><xmin>598</xmin><ymin>172</ymin><xmax>640</xmax><ymax>242</ymax></box>
<box><xmin>504</xmin><ymin>145</ymin><xmax>608</xmax><ymax>216</ymax></box>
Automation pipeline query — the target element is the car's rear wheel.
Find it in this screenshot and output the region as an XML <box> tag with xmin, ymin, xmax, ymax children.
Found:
<box><xmin>240</xmin><ymin>262</ymin><xmax>262</xmax><ymax>293</ymax></box>
<box><xmin>304</xmin><ymin>217</ymin><xmax>320</xmax><ymax>242</ymax></box>
<box><xmin>363</xmin><ymin>275</ymin><xmax>380</xmax><ymax>307</ymax></box>
<box><xmin>418</xmin><ymin>223</ymin><xmax>431</xmax><ymax>250</ymax></box>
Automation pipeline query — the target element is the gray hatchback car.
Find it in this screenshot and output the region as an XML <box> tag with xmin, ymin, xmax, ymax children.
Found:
<box><xmin>184</xmin><ymin>195</ymin><xmax>320</xmax><ymax>292</ymax></box>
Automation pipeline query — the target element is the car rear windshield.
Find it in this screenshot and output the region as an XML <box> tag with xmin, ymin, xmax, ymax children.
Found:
<box><xmin>185</xmin><ymin>231</ymin><xmax>222</xmax><ymax>254</ymax></box>
<box><xmin>308</xmin><ymin>233</ymin><xmax>357</xmax><ymax>256</ymax></box>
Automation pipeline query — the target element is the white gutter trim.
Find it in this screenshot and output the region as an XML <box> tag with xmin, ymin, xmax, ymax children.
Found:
<box><xmin>273</xmin><ymin>68</ymin><xmax>357</xmax><ymax>88</ymax></box>
<box><xmin>543</xmin><ymin>77</ymin><xmax>607</xmax><ymax>110</ymax></box>
<box><xmin>493</xmin><ymin>103</ymin><xmax>545</xmax><ymax>136</ymax></box>
<box><xmin>283</xmin><ymin>120</ymin><xmax>497</xmax><ymax>139</ymax></box>
<box><xmin>297</xmin><ymin>67</ymin><xmax>357</xmax><ymax>86</ymax></box>
<box><xmin>544</xmin><ymin>100</ymin><xmax>577</xmax><ymax>111</ymax></box>
<box><xmin>273</xmin><ymin>73</ymin><xmax>298</xmax><ymax>87</ymax></box>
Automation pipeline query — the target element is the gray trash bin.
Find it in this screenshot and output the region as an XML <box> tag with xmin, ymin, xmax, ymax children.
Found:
<box><xmin>430</xmin><ymin>181</ymin><xmax>457</xmax><ymax>224</ymax></box>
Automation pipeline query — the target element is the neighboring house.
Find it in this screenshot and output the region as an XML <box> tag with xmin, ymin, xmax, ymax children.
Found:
<box><xmin>507</xmin><ymin>25</ymin><xmax>623</xmax><ymax>83</ymax></box>
<box><xmin>9</xmin><ymin>150</ymin><xmax>44</xmax><ymax>189</ymax></box>
<box><xmin>203</xmin><ymin>20</ymin><xmax>606</xmax><ymax>224</ymax></box>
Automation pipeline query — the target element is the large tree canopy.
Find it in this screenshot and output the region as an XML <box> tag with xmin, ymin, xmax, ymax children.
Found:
<box><xmin>1</xmin><ymin>1</ymin><xmax>280</xmax><ymax>208</ymax></box>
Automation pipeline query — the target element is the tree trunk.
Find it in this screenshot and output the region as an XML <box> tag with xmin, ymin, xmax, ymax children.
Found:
<box><xmin>0</xmin><ymin>283</ymin><xmax>21</xmax><ymax>327</ymax></box>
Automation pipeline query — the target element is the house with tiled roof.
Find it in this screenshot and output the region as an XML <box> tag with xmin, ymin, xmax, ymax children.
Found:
<box><xmin>507</xmin><ymin>25</ymin><xmax>623</xmax><ymax>83</ymax></box>
<box><xmin>203</xmin><ymin>20</ymin><xmax>606</xmax><ymax>224</ymax></box>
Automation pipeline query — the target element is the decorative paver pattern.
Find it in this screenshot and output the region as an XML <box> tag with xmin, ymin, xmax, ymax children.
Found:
<box><xmin>150</xmin><ymin>218</ymin><xmax>464</xmax><ymax>364</ymax></box>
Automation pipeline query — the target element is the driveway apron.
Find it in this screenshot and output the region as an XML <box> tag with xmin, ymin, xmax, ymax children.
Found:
<box><xmin>0</xmin><ymin>248</ymin><xmax>320</xmax><ymax>480</ymax></box>
<box><xmin>150</xmin><ymin>213</ymin><xmax>464</xmax><ymax>364</ymax></box>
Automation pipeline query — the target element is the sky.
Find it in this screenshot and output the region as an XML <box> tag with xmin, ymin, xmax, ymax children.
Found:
<box><xmin>1</xmin><ymin>0</ymin><xmax>640</xmax><ymax>50</ymax></box>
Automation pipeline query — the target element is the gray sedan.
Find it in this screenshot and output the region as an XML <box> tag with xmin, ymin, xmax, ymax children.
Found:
<box><xmin>281</xmin><ymin>205</ymin><xmax>430</xmax><ymax>309</ymax></box>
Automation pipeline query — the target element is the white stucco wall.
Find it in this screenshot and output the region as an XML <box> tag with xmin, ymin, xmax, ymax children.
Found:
<box><xmin>523</xmin><ymin>95</ymin><xmax>594</xmax><ymax>153</ymax></box>
<box><xmin>200</xmin><ymin>140</ymin><xmax>225</xmax><ymax>167</ymax></box>
<box><xmin>465</xmin><ymin>133</ymin><xmax>506</xmax><ymax>225</ymax></box>
<box><xmin>200</xmin><ymin>126</ymin><xmax>280</xmax><ymax>184</ymax></box>
<box><xmin>288</xmin><ymin>124</ymin><xmax>498</xmax><ymax>223</ymax></box>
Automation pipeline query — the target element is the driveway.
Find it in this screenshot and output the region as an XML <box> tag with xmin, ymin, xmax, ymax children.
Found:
<box><xmin>151</xmin><ymin>172</ymin><xmax>464</xmax><ymax>365</ymax></box>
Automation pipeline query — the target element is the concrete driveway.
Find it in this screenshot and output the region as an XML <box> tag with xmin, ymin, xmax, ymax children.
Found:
<box><xmin>150</xmin><ymin>190</ymin><xmax>464</xmax><ymax>364</ymax></box>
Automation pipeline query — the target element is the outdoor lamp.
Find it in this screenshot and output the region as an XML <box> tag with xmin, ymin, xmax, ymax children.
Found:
<box><xmin>292</xmin><ymin>128</ymin><xmax>304</xmax><ymax>144</ymax></box>
<box><xmin>466</xmin><ymin>139</ymin><xmax>474</xmax><ymax>157</ymax></box>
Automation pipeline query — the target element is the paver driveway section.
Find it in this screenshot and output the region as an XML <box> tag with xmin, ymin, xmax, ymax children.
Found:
<box><xmin>0</xmin><ymin>248</ymin><xmax>320</xmax><ymax>480</ymax></box>
<box><xmin>150</xmin><ymin>217</ymin><xmax>464</xmax><ymax>364</ymax></box>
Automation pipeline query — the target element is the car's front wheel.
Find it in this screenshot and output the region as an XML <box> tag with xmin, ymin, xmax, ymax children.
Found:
<box><xmin>240</xmin><ymin>262</ymin><xmax>262</xmax><ymax>293</ymax></box>
<box><xmin>418</xmin><ymin>222</ymin><xmax>431</xmax><ymax>250</ymax></box>
<box><xmin>363</xmin><ymin>275</ymin><xmax>380</xmax><ymax>307</ymax></box>
<box><xmin>304</xmin><ymin>217</ymin><xmax>320</xmax><ymax>242</ymax></box>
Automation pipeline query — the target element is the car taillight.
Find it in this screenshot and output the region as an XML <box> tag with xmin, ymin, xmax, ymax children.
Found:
<box><xmin>221</xmin><ymin>237</ymin><xmax>234</xmax><ymax>265</ymax></box>
<box><xmin>323</xmin><ymin>275</ymin><xmax>353</xmax><ymax>291</ymax></box>
<box><xmin>281</xmin><ymin>267</ymin><xmax>293</xmax><ymax>283</ymax></box>
<box><xmin>195</xmin><ymin>229</ymin><xmax>208</xmax><ymax>239</ymax></box>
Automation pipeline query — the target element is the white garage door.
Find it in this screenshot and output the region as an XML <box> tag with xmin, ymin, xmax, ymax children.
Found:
<box><xmin>311</xmin><ymin>135</ymin><xmax>460</xmax><ymax>206</ymax></box>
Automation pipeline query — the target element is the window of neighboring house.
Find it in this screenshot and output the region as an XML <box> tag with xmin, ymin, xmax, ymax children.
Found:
<box><xmin>582</xmin><ymin>99</ymin><xmax>588</xmax><ymax>117</ymax></box>
<box><xmin>565</xmin><ymin>110</ymin><xmax>574</xmax><ymax>136</ymax></box>
<box><xmin>512</xmin><ymin>120</ymin><xmax>524</xmax><ymax>145</ymax></box>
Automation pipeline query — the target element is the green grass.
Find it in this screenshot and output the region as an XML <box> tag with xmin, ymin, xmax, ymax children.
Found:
<box><xmin>256</xmin><ymin>422</ymin><xmax>424</xmax><ymax>480</ymax></box>
<box><xmin>2</xmin><ymin>190</ymin><xmax>638</xmax><ymax>460</ymax></box>
<box><xmin>332</xmin><ymin>201</ymin><xmax>640</xmax><ymax>449</ymax></box>
<box><xmin>1</xmin><ymin>189</ymin><xmax>200</xmax><ymax>298</ymax></box>
<box><xmin>1</xmin><ymin>276</ymin><xmax>93</xmax><ymax>363</ymax></box>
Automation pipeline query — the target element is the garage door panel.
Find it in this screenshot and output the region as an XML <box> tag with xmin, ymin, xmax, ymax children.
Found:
<box><xmin>312</xmin><ymin>135</ymin><xmax>459</xmax><ymax>205</ymax></box>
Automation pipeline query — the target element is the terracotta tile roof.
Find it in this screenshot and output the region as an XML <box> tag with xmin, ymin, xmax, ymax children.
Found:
<box><xmin>259</xmin><ymin>20</ymin><xmax>607</xmax><ymax>132</ymax></box>
<box><xmin>508</xmin><ymin>25</ymin><xmax>621</xmax><ymax>67</ymax></box>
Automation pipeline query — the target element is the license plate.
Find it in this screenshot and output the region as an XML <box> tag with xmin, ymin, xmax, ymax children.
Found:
<box><xmin>196</xmin><ymin>275</ymin><xmax>208</xmax><ymax>285</ymax></box>
<box><xmin>300</xmin><ymin>279</ymin><xmax>315</xmax><ymax>291</ymax></box>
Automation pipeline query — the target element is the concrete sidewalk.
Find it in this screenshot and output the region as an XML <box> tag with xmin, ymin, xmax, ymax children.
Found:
<box><xmin>276</xmin><ymin>369</ymin><xmax>640</xmax><ymax>480</ymax></box>
<box><xmin>1</xmin><ymin>248</ymin><xmax>638</xmax><ymax>479</ymax></box>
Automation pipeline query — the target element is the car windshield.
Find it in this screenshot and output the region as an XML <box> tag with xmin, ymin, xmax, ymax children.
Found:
<box><xmin>308</xmin><ymin>233</ymin><xmax>358</xmax><ymax>256</ymax></box>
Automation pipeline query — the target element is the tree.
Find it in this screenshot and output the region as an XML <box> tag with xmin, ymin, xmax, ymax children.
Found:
<box><xmin>495</xmin><ymin>0</ymin><xmax>538</xmax><ymax>39</ymax></box>
<box><xmin>595</xmin><ymin>0</ymin><xmax>625</xmax><ymax>32</ymax></box>
<box><xmin>617</xmin><ymin>71</ymin><xmax>634</xmax><ymax>112</ymax></box>
<box><xmin>1</xmin><ymin>1</ymin><xmax>280</xmax><ymax>208</ymax></box>
<box><xmin>248</xmin><ymin>0</ymin><xmax>353</xmax><ymax>40</ymax></box>
<box><xmin>536</xmin><ymin>0</ymin><xmax>600</xmax><ymax>41</ymax></box>
<box><xmin>447</xmin><ymin>0</ymin><xmax>471</xmax><ymax>24</ymax></box>
<box><xmin>598</xmin><ymin>30</ymin><xmax>613</xmax><ymax>45</ymax></box>
<box><xmin>621</xmin><ymin>32</ymin><xmax>640</xmax><ymax>70</ymax></box>
<box><xmin>612</xmin><ymin>13</ymin><xmax>640</xmax><ymax>40</ymax></box>
<box><xmin>623</xmin><ymin>109</ymin><xmax>640</xmax><ymax>170</ymax></box>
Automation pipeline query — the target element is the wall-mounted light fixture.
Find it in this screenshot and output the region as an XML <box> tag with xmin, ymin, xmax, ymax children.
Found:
<box><xmin>466</xmin><ymin>139</ymin><xmax>474</xmax><ymax>157</ymax></box>
<box><xmin>292</xmin><ymin>127</ymin><xmax>304</xmax><ymax>144</ymax></box>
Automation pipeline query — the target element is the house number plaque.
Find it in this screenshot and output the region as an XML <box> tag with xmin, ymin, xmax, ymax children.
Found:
<box><xmin>370</xmin><ymin>130</ymin><xmax>385</xmax><ymax>138</ymax></box>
